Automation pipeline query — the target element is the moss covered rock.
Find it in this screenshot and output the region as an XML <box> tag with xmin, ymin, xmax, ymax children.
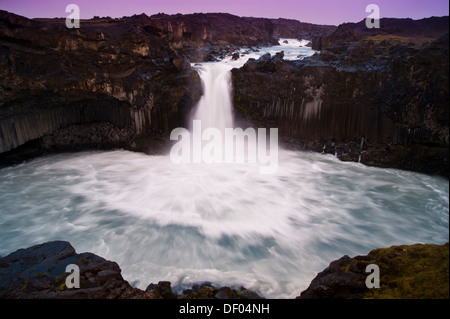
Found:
<box><xmin>364</xmin><ymin>243</ymin><xmax>449</xmax><ymax>299</ymax></box>
<box><xmin>298</xmin><ymin>243</ymin><xmax>449</xmax><ymax>299</ymax></box>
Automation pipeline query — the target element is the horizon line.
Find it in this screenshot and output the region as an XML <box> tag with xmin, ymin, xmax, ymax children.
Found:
<box><xmin>2</xmin><ymin>9</ymin><xmax>449</xmax><ymax>28</ymax></box>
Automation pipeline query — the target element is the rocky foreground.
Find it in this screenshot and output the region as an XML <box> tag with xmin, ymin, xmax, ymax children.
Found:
<box><xmin>0</xmin><ymin>241</ymin><xmax>262</xmax><ymax>299</ymax></box>
<box><xmin>0</xmin><ymin>241</ymin><xmax>448</xmax><ymax>299</ymax></box>
<box><xmin>299</xmin><ymin>243</ymin><xmax>449</xmax><ymax>299</ymax></box>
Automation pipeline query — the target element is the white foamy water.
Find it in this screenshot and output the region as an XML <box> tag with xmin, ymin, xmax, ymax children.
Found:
<box><xmin>0</xmin><ymin>150</ymin><xmax>448</xmax><ymax>298</ymax></box>
<box><xmin>0</xmin><ymin>39</ymin><xmax>448</xmax><ymax>298</ymax></box>
<box><xmin>190</xmin><ymin>38</ymin><xmax>314</xmax><ymax>130</ymax></box>
<box><xmin>192</xmin><ymin>63</ymin><xmax>234</xmax><ymax>131</ymax></box>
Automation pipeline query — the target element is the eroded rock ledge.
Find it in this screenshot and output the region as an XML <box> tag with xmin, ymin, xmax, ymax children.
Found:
<box><xmin>1</xmin><ymin>241</ymin><xmax>448</xmax><ymax>299</ymax></box>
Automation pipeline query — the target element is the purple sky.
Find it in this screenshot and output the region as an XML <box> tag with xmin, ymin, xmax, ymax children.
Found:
<box><xmin>0</xmin><ymin>0</ymin><xmax>448</xmax><ymax>25</ymax></box>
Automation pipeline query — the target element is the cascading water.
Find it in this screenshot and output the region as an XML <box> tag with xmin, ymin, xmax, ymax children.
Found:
<box><xmin>192</xmin><ymin>63</ymin><xmax>234</xmax><ymax>132</ymax></box>
<box><xmin>191</xmin><ymin>38</ymin><xmax>319</xmax><ymax>133</ymax></box>
<box><xmin>0</xmin><ymin>39</ymin><xmax>448</xmax><ymax>298</ymax></box>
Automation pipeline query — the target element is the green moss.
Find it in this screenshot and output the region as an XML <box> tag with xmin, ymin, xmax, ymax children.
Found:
<box><xmin>181</xmin><ymin>285</ymin><xmax>219</xmax><ymax>299</ymax></box>
<box><xmin>233</xmin><ymin>95</ymin><xmax>247</xmax><ymax>113</ymax></box>
<box><xmin>59</xmin><ymin>283</ymin><xmax>67</xmax><ymax>291</ymax></box>
<box><xmin>364</xmin><ymin>243</ymin><xmax>449</xmax><ymax>299</ymax></box>
<box><xmin>21</xmin><ymin>281</ymin><xmax>28</xmax><ymax>291</ymax></box>
<box><xmin>195</xmin><ymin>286</ymin><xmax>218</xmax><ymax>299</ymax></box>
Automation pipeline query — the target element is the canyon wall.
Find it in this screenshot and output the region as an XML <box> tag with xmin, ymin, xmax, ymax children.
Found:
<box><xmin>0</xmin><ymin>11</ymin><xmax>448</xmax><ymax>176</ymax></box>
<box><xmin>232</xmin><ymin>30</ymin><xmax>449</xmax><ymax>176</ymax></box>
<box><xmin>0</xmin><ymin>11</ymin><xmax>333</xmax><ymax>163</ymax></box>
<box><xmin>141</xmin><ymin>13</ymin><xmax>335</xmax><ymax>60</ymax></box>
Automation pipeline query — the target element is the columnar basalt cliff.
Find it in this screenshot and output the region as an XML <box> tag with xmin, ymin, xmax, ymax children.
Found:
<box><xmin>232</xmin><ymin>18</ymin><xmax>449</xmax><ymax>176</ymax></box>
<box><xmin>0</xmin><ymin>241</ymin><xmax>263</xmax><ymax>299</ymax></box>
<box><xmin>0</xmin><ymin>11</ymin><xmax>334</xmax><ymax>163</ymax></box>
<box><xmin>141</xmin><ymin>13</ymin><xmax>335</xmax><ymax>60</ymax></box>
<box><xmin>0</xmin><ymin>10</ymin><xmax>204</xmax><ymax>162</ymax></box>
<box><xmin>0</xmin><ymin>11</ymin><xmax>448</xmax><ymax>176</ymax></box>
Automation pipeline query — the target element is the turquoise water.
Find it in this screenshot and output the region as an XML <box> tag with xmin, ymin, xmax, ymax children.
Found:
<box><xmin>0</xmin><ymin>149</ymin><xmax>448</xmax><ymax>298</ymax></box>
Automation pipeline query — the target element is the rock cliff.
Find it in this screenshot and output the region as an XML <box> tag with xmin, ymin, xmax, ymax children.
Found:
<box><xmin>298</xmin><ymin>243</ymin><xmax>449</xmax><ymax>299</ymax></box>
<box><xmin>0</xmin><ymin>11</ymin><xmax>448</xmax><ymax>176</ymax></box>
<box><xmin>1</xmin><ymin>241</ymin><xmax>447</xmax><ymax>299</ymax></box>
<box><xmin>312</xmin><ymin>16</ymin><xmax>449</xmax><ymax>51</ymax></box>
<box><xmin>0</xmin><ymin>10</ymin><xmax>334</xmax><ymax>164</ymax></box>
<box><xmin>232</xmin><ymin>22</ymin><xmax>449</xmax><ymax>176</ymax></box>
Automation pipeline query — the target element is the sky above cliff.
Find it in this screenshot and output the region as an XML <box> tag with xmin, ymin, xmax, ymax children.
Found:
<box><xmin>0</xmin><ymin>0</ymin><xmax>448</xmax><ymax>25</ymax></box>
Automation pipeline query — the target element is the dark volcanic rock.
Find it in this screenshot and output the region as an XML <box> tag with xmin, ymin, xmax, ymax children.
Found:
<box><xmin>146</xmin><ymin>13</ymin><xmax>335</xmax><ymax>61</ymax></box>
<box><xmin>0</xmin><ymin>10</ymin><xmax>203</xmax><ymax>162</ymax></box>
<box><xmin>0</xmin><ymin>10</ymin><xmax>334</xmax><ymax>162</ymax></box>
<box><xmin>177</xmin><ymin>283</ymin><xmax>263</xmax><ymax>299</ymax></box>
<box><xmin>153</xmin><ymin>281</ymin><xmax>175</xmax><ymax>299</ymax></box>
<box><xmin>298</xmin><ymin>243</ymin><xmax>449</xmax><ymax>299</ymax></box>
<box><xmin>0</xmin><ymin>241</ymin><xmax>149</xmax><ymax>298</ymax></box>
<box><xmin>231</xmin><ymin>52</ymin><xmax>240</xmax><ymax>60</ymax></box>
<box><xmin>312</xmin><ymin>16</ymin><xmax>449</xmax><ymax>51</ymax></box>
<box><xmin>215</xmin><ymin>286</ymin><xmax>233</xmax><ymax>299</ymax></box>
<box><xmin>232</xmin><ymin>30</ymin><xmax>449</xmax><ymax>176</ymax></box>
<box><xmin>297</xmin><ymin>255</ymin><xmax>368</xmax><ymax>299</ymax></box>
<box><xmin>0</xmin><ymin>241</ymin><xmax>264</xmax><ymax>299</ymax></box>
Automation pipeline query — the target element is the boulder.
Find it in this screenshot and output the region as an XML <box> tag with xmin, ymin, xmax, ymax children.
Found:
<box><xmin>0</xmin><ymin>241</ymin><xmax>146</xmax><ymax>299</ymax></box>
<box><xmin>0</xmin><ymin>241</ymin><xmax>265</xmax><ymax>299</ymax></box>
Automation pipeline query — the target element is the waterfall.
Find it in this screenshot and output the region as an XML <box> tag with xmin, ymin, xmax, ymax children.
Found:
<box><xmin>179</xmin><ymin>59</ymin><xmax>278</xmax><ymax>174</ymax></box>
<box><xmin>191</xmin><ymin>63</ymin><xmax>234</xmax><ymax>132</ymax></box>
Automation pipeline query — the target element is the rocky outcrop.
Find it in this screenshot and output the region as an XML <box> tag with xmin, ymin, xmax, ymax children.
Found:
<box><xmin>0</xmin><ymin>241</ymin><xmax>263</xmax><ymax>299</ymax></box>
<box><xmin>0</xmin><ymin>10</ymin><xmax>335</xmax><ymax>163</ymax></box>
<box><xmin>0</xmin><ymin>10</ymin><xmax>202</xmax><ymax>163</ymax></box>
<box><xmin>0</xmin><ymin>241</ymin><xmax>148</xmax><ymax>298</ymax></box>
<box><xmin>1</xmin><ymin>241</ymin><xmax>447</xmax><ymax>299</ymax></box>
<box><xmin>141</xmin><ymin>13</ymin><xmax>335</xmax><ymax>61</ymax></box>
<box><xmin>312</xmin><ymin>16</ymin><xmax>449</xmax><ymax>51</ymax></box>
<box><xmin>298</xmin><ymin>243</ymin><xmax>449</xmax><ymax>299</ymax></box>
<box><xmin>232</xmin><ymin>27</ymin><xmax>449</xmax><ymax>176</ymax></box>
<box><xmin>1</xmin><ymin>11</ymin><xmax>448</xmax><ymax>175</ymax></box>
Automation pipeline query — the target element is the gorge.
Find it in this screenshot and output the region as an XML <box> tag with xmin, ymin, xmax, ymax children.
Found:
<box><xmin>0</xmin><ymin>10</ymin><xmax>449</xmax><ymax>299</ymax></box>
<box><xmin>0</xmin><ymin>11</ymin><xmax>448</xmax><ymax>176</ymax></box>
